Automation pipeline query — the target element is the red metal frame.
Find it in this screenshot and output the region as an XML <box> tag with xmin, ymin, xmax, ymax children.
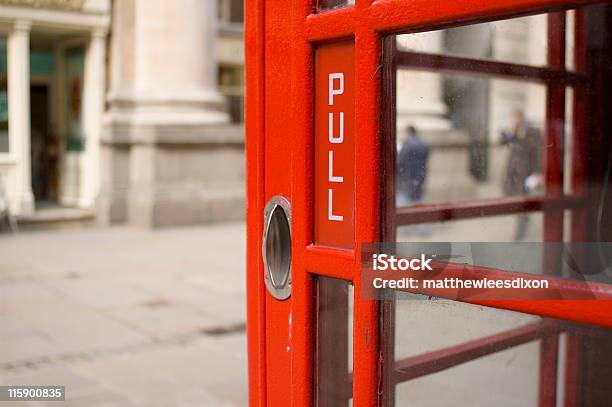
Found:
<box><xmin>379</xmin><ymin>7</ymin><xmax>612</xmax><ymax>407</ymax></box>
<box><xmin>245</xmin><ymin>1</ymin><xmax>611</xmax><ymax>406</ymax></box>
<box><xmin>392</xmin><ymin>320</ymin><xmax>560</xmax><ymax>383</ymax></box>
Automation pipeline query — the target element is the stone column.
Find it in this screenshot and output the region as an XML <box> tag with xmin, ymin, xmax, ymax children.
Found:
<box><xmin>99</xmin><ymin>0</ymin><xmax>244</xmax><ymax>227</ymax></box>
<box><xmin>108</xmin><ymin>0</ymin><xmax>228</xmax><ymax>126</ymax></box>
<box><xmin>136</xmin><ymin>0</ymin><xmax>227</xmax><ymax>124</ymax></box>
<box><xmin>80</xmin><ymin>28</ymin><xmax>107</xmax><ymax>207</ymax></box>
<box><xmin>7</xmin><ymin>20</ymin><xmax>34</xmax><ymax>215</ymax></box>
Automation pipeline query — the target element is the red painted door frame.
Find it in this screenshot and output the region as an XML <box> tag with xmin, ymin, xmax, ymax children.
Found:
<box><xmin>245</xmin><ymin>1</ymin><xmax>611</xmax><ymax>406</ymax></box>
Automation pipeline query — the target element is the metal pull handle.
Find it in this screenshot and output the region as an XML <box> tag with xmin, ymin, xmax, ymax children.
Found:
<box><xmin>262</xmin><ymin>196</ymin><xmax>292</xmax><ymax>300</ymax></box>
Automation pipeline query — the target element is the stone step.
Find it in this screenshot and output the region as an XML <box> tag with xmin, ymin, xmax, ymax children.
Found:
<box><xmin>14</xmin><ymin>206</ymin><xmax>96</xmax><ymax>231</ymax></box>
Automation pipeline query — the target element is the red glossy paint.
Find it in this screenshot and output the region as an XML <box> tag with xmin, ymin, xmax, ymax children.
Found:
<box><xmin>246</xmin><ymin>1</ymin><xmax>611</xmax><ymax>406</ymax></box>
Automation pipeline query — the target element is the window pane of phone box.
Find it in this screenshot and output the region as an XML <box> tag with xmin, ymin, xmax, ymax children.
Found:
<box><xmin>393</xmin><ymin>211</ymin><xmax>612</xmax><ymax>285</ymax></box>
<box><xmin>395</xmin><ymin>69</ymin><xmax>547</xmax><ymax>208</ymax></box>
<box><xmin>388</xmin><ymin>298</ymin><xmax>612</xmax><ymax>406</ymax></box>
<box><xmin>397</xmin><ymin>13</ymin><xmax>549</xmax><ymax>67</ymax></box>
<box><xmin>397</xmin><ymin>212</ymin><xmax>543</xmax><ymax>243</ymax></box>
<box><xmin>316</xmin><ymin>276</ymin><xmax>353</xmax><ymax>406</ymax></box>
<box><xmin>316</xmin><ymin>0</ymin><xmax>354</xmax><ymax>13</ymax></box>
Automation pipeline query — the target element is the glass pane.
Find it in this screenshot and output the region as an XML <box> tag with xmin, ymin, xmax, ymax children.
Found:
<box><xmin>387</xmin><ymin>299</ymin><xmax>612</xmax><ymax>406</ymax></box>
<box><xmin>316</xmin><ymin>0</ymin><xmax>354</xmax><ymax>13</ymax></box>
<box><xmin>0</xmin><ymin>36</ymin><xmax>7</xmax><ymax>153</ymax></box>
<box><xmin>381</xmin><ymin>5</ymin><xmax>612</xmax><ymax>406</ymax></box>
<box><xmin>399</xmin><ymin>14</ymin><xmax>548</xmax><ymax>67</ymax></box>
<box><xmin>397</xmin><ymin>212</ymin><xmax>543</xmax><ymax>242</ymax></box>
<box><xmin>394</xmin><ymin>299</ymin><xmax>539</xmax><ymax>359</ymax></box>
<box><xmin>395</xmin><ymin>70</ymin><xmax>546</xmax><ymax>207</ymax></box>
<box><xmin>316</xmin><ymin>276</ymin><xmax>353</xmax><ymax>406</ymax></box>
<box><xmin>392</xmin><ymin>299</ymin><xmax>541</xmax><ymax>407</ymax></box>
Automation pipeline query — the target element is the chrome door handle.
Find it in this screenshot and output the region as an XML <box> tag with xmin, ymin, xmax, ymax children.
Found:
<box><xmin>262</xmin><ymin>195</ymin><xmax>292</xmax><ymax>300</ymax></box>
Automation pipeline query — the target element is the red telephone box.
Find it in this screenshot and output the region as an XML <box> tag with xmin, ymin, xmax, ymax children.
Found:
<box><xmin>246</xmin><ymin>1</ymin><xmax>612</xmax><ymax>406</ymax></box>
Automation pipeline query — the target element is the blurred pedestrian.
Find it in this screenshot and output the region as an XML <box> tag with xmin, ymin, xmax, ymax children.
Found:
<box><xmin>397</xmin><ymin>125</ymin><xmax>430</xmax><ymax>207</ymax></box>
<box><xmin>501</xmin><ymin>110</ymin><xmax>542</xmax><ymax>240</ymax></box>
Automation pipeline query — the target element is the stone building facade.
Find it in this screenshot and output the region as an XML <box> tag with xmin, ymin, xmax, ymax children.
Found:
<box><xmin>98</xmin><ymin>0</ymin><xmax>245</xmax><ymax>227</ymax></box>
<box><xmin>0</xmin><ymin>1</ymin><xmax>565</xmax><ymax>227</ymax></box>
<box><xmin>0</xmin><ymin>0</ymin><xmax>110</xmax><ymax>217</ymax></box>
<box><xmin>0</xmin><ymin>0</ymin><xmax>245</xmax><ymax>227</ymax></box>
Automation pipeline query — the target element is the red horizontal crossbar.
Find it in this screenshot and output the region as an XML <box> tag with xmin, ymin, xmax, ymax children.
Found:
<box><xmin>395</xmin><ymin>195</ymin><xmax>583</xmax><ymax>225</ymax></box>
<box><xmin>305</xmin><ymin>244</ymin><xmax>355</xmax><ymax>280</ymax></box>
<box><xmin>394</xmin><ymin>50</ymin><xmax>587</xmax><ymax>84</ymax></box>
<box><xmin>382</xmin><ymin>258</ymin><xmax>612</xmax><ymax>301</ymax></box>
<box><xmin>376</xmin><ymin>260</ymin><xmax>612</xmax><ymax>326</ymax></box>
<box><xmin>392</xmin><ymin>320</ymin><xmax>560</xmax><ymax>383</ymax></box>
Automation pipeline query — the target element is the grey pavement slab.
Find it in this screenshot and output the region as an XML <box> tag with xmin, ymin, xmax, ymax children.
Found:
<box><xmin>0</xmin><ymin>223</ymin><xmax>247</xmax><ymax>406</ymax></box>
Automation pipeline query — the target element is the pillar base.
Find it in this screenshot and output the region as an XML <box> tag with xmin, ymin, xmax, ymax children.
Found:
<box><xmin>97</xmin><ymin>121</ymin><xmax>245</xmax><ymax>228</ymax></box>
<box><xmin>128</xmin><ymin>188</ymin><xmax>245</xmax><ymax>228</ymax></box>
<box><xmin>19</xmin><ymin>190</ymin><xmax>35</xmax><ymax>215</ymax></box>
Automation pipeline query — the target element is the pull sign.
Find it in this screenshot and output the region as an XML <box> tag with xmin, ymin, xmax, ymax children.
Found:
<box><xmin>314</xmin><ymin>41</ymin><xmax>355</xmax><ymax>248</ymax></box>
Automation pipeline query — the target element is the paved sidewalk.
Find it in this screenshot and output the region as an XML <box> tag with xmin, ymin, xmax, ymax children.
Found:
<box><xmin>0</xmin><ymin>223</ymin><xmax>247</xmax><ymax>407</ymax></box>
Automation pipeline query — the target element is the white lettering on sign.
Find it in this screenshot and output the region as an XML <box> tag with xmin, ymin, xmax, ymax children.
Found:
<box><xmin>328</xmin><ymin>189</ymin><xmax>343</xmax><ymax>221</ymax></box>
<box><xmin>328</xmin><ymin>112</ymin><xmax>344</xmax><ymax>143</ymax></box>
<box><xmin>328</xmin><ymin>73</ymin><xmax>344</xmax><ymax>105</ymax></box>
<box><xmin>328</xmin><ymin>151</ymin><xmax>343</xmax><ymax>183</ymax></box>
<box><xmin>328</xmin><ymin>72</ymin><xmax>344</xmax><ymax>222</ymax></box>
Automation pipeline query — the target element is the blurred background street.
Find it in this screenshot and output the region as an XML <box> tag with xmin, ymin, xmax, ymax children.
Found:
<box><xmin>0</xmin><ymin>0</ymin><xmax>591</xmax><ymax>406</ymax></box>
<box><xmin>0</xmin><ymin>223</ymin><xmax>247</xmax><ymax>407</ymax></box>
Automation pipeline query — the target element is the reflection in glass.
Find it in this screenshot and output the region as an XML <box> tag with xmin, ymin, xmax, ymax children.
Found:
<box><xmin>390</xmin><ymin>299</ymin><xmax>612</xmax><ymax>406</ymax></box>
<box><xmin>396</xmin><ymin>70</ymin><xmax>546</xmax><ymax>208</ymax></box>
<box><xmin>398</xmin><ymin>14</ymin><xmax>548</xmax><ymax>67</ymax></box>
<box><xmin>393</xmin><ymin>300</ymin><xmax>539</xmax><ymax>406</ymax></box>
<box><xmin>316</xmin><ymin>0</ymin><xmax>354</xmax><ymax>13</ymax></box>
<box><xmin>384</xmin><ymin>6</ymin><xmax>612</xmax><ymax>407</ymax></box>
<box><xmin>395</xmin><ymin>299</ymin><xmax>543</xmax><ymax>406</ymax></box>
<box><xmin>394</xmin><ymin>299</ymin><xmax>539</xmax><ymax>359</ymax></box>
<box><xmin>316</xmin><ymin>276</ymin><xmax>353</xmax><ymax>406</ymax></box>
<box><xmin>397</xmin><ymin>212</ymin><xmax>543</xmax><ymax>242</ymax></box>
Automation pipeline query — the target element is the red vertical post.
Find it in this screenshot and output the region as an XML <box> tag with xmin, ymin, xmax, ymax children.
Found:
<box><xmin>565</xmin><ymin>8</ymin><xmax>589</xmax><ymax>407</ymax></box>
<box><xmin>380</xmin><ymin>34</ymin><xmax>397</xmax><ymax>407</ymax></box>
<box><xmin>313</xmin><ymin>39</ymin><xmax>356</xmax><ymax>407</ymax></box>
<box><xmin>544</xmin><ymin>13</ymin><xmax>566</xmax><ymax>209</ymax></box>
<box><xmin>352</xmin><ymin>4</ymin><xmax>382</xmax><ymax>404</ymax></box>
<box><xmin>539</xmin><ymin>11</ymin><xmax>566</xmax><ymax>407</ymax></box>
<box><xmin>245</xmin><ymin>0</ymin><xmax>267</xmax><ymax>405</ymax></box>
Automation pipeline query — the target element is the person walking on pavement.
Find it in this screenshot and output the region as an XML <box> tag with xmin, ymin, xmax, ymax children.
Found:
<box><xmin>501</xmin><ymin>110</ymin><xmax>543</xmax><ymax>241</ymax></box>
<box><xmin>397</xmin><ymin>125</ymin><xmax>430</xmax><ymax>207</ymax></box>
